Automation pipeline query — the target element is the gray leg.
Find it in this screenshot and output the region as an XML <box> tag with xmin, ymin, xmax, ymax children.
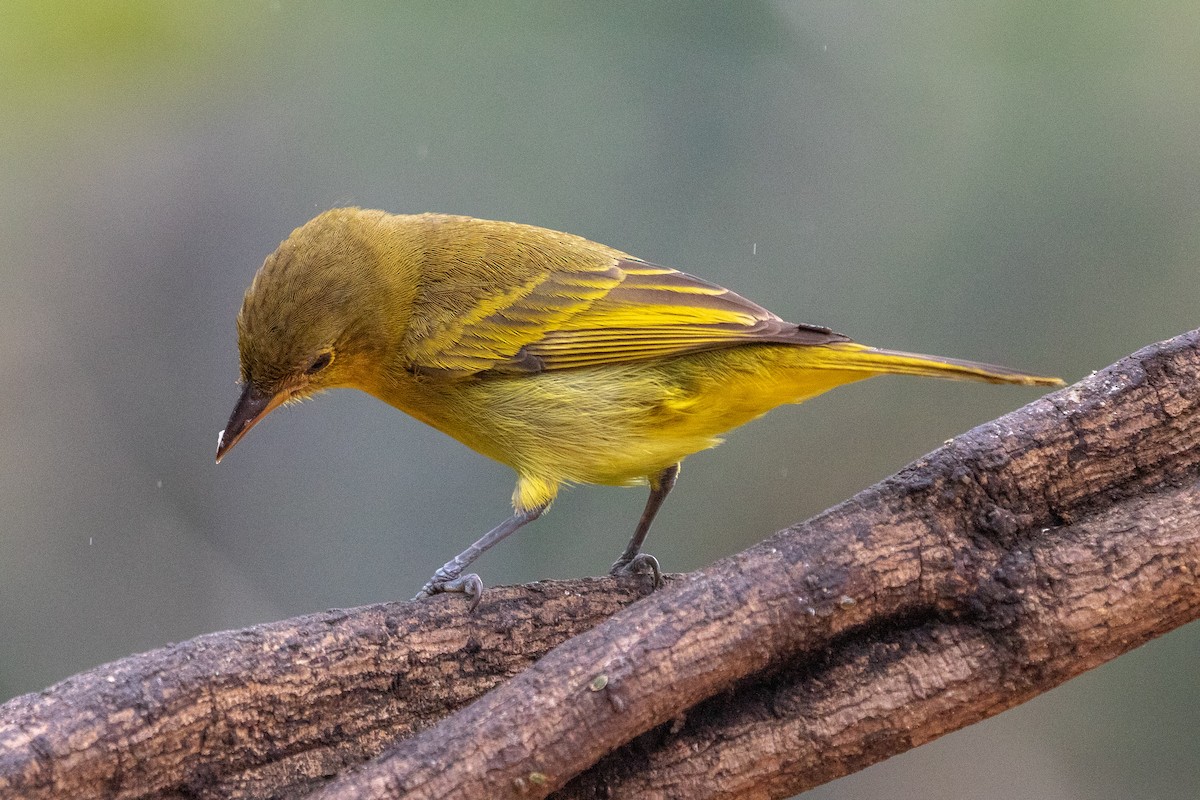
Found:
<box><xmin>414</xmin><ymin>503</ymin><xmax>547</xmax><ymax>609</ymax></box>
<box><xmin>610</xmin><ymin>463</ymin><xmax>679</xmax><ymax>584</ymax></box>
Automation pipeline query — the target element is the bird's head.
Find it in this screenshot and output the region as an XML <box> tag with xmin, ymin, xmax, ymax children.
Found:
<box><xmin>216</xmin><ymin>208</ymin><xmax>417</xmax><ymax>462</ymax></box>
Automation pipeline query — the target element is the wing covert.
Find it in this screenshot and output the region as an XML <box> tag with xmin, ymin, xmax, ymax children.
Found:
<box><xmin>406</xmin><ymin>256</ymin><xmax>847</xmax><ymax>377</ymax></box>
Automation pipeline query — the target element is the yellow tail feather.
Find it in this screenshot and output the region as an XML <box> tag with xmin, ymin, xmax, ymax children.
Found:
<box><xmin>818</xmin><ymin>342</ymin><xmax>1064</xmax><ymax>387</ymax></box>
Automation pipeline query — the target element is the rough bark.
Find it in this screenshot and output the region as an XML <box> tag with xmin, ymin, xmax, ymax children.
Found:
<box><xmin>0</xmin><ymin>581</ymin><xmax>656</xmax><ymax>799</ymax></box>
<box><xmin>2</xmin><ymin>330</ymin><xmax>1199</xmax><ymax>800</ymax></box>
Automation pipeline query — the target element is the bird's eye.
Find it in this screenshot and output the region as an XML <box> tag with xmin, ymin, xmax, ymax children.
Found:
<box><xmin>305</xmin><ymin>351</ymin><xmax>333</xmax><ymax>375</ymax></box>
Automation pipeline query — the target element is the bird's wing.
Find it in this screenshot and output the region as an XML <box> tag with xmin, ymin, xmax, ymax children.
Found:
<box><xmin>404</xmin><ymin>257</ymin><xmax>848</xmax><ymax>377</ymax></box>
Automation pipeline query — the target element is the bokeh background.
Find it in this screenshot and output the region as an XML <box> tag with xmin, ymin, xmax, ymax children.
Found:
<box><xmin>3</xmin><ymin>2</ymin><xmax>1198</xmax><ymax>797</ymax></box>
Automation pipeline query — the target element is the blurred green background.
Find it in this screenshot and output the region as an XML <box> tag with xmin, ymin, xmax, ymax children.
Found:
<box><xmin>2</xmin><ymin>2</ymin><xmax>1198</xmax><ymax>797</ymax></box>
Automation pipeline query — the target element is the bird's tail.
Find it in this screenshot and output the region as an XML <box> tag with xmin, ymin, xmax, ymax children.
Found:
<box><xmin>814</xmin><ymin>342</ymin><xmax>1064</xmax><ymax>387</ymax></box>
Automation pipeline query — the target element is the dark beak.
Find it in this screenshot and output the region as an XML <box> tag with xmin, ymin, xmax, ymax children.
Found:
<box><xmin>216</xmin><ymin>384</ymin><xmax>285</xmax><ymax>463</ymax></box>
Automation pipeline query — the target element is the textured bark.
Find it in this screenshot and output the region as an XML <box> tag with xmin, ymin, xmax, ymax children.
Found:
<box><xmin>554</xmin><ymin>479</ymin><xmax>1200</xmax><ymax>799</ymax></box>
<box><xmin>2</xmin><ymin>330</ymin><xmax>1199</xmax><ymax>800</ymax></box>
<box><xmin>0</xmin><ymin>581</ymin><xmax>656</xmax><ymax>799</ymax></box>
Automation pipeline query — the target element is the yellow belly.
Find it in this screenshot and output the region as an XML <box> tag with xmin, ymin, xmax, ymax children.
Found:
<box><xmin>371</xmin><ymin>345</ymin><xmax>871</xmax><ymax>508</ymax></box>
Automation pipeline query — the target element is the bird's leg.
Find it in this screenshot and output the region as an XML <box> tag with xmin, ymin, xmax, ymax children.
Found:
<box><xmin>414</xmin><ymin>503</ymin><xmax>547</xmax><ymax>610</ymax></box>
<box><xmin>609</xmin><ymin>463</ymin><xmax>680</xmax><ymax>586</ymax></box>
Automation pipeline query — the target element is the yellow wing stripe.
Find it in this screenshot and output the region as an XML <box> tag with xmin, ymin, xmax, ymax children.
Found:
<box><xmin>408</xmin><ymin>253</ymin><xmax>845</xmax><ymax>376</ymax></box>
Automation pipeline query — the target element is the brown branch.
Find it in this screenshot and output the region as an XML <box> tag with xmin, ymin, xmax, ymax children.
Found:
<box><xmin>555</xmin><ymin>478</ymin><xmax>1200</xmax><ymax>799</ymax></box>
<box><xmin>0</xmin><ymin>580</ymin><xmax>656</xmax><ymax>799</ymax></box>
<box><xmin>2</xmin><ymin>330</ymin><xmax>1199</xmax><ymax>800</ymax></box>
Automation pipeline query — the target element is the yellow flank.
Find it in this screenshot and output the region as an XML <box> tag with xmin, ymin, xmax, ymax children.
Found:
<box><xmin>219</xmin><ymin>207</ymin><xmax>1064</xmax><ymax>598</ymax></box>
<box><xmin>371</xmin><ymin>339</ymin><xmax>1054</xmax><ymax>511</ymax></box>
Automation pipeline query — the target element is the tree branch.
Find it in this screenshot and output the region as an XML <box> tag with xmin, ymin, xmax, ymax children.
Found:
<box><xmin>0</xmin><ymin>580</ymin><xmax>656</xmax><ymax>799</ymax></box>
<box><xmin>2</xmin><ymin>331</ymin><xmax>1199</xmax><ymax>800</ymax></box>
<box><xmin>555</xmin><ymin>478</ymin><xmax>1200</xmax><ymax>799</ymax></box>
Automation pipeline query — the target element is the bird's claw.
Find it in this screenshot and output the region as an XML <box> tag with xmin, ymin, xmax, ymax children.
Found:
<box><xmin>609</xmin><ymin>553</ymin><xmax>663</xmax><ymax>589</ymax></box>
<box><xmin>413</xmin><ymin>572</ymin><xmax>485</xmax><ymax>611</ymax></box>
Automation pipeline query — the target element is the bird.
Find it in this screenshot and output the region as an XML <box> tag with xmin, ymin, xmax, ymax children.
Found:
<box><xmin>217</xmin><ymin>208</ymin><xmax>1063</xmax><ymax>607</ymax></box>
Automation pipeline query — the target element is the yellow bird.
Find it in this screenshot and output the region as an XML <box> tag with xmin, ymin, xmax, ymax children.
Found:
<box><xmin>217</xmin><ymin>208</ymin><xmax>1062</xmax><ymax>605</ymax></box>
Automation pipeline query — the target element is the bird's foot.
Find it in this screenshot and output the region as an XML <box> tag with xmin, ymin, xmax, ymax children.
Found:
<box><xmin>609</xmin><ymin>552</ymin><xmax>663</xmax><ymax>589</ymax></box>
<box><xmin>413</xmin><ymin>570</ymin><xmax>485</xmax><ymax>611</ymax></box>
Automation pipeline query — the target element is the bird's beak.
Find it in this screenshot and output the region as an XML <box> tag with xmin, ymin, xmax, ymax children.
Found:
<box><xmin>216</xmin><ymin>384</ymin><xmax>286</xmax><ymax>463</ymax></box>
